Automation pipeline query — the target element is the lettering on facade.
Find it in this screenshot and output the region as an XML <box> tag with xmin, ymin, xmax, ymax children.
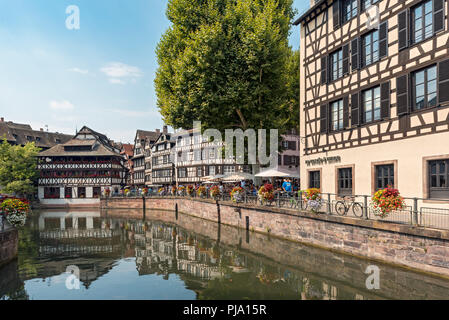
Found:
<box><xmin>305</xmin><ymin>156</ymin><xmax>341</xmax><ymax>167</ymax></box>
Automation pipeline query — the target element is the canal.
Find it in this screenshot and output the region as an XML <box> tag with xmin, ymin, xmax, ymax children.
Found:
<box><xmin>1</xmin><ymin>209</ymin><xmax>449</xmax><ymax>300</ymax></box>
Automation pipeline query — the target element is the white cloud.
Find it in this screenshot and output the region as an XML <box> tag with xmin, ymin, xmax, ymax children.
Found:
<box><xmin>68</xmin><ymin>67</ymin><xmax>89</xmax><ymax>75</ymax></box>
<box><xmin>109</xmin><ymin>78</ymin><xmax>126</xmax><ymax>85</ymax></box>
<box><xmin>100</xmin><ymin>62</ymin><xmax>143</xmax><ymax>78</ymax></box>
<box><xmin>100</xmin><ymin>62</ymin><xmax>143</xmax><ymax>84</ymax></box>
<box><xmin>49</xmin><ymin>100</ymin><xmax>75</xmax><ymax>111</ymax></box>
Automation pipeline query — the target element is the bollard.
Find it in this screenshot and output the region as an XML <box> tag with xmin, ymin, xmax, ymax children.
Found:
<box><xmin>142</xmin><ymin>196</ymin><xmax>146</xmax><ymax>220</ymax></box>
<box><xmin>276</xmin><ymin>193</ymin><xmax>280</xmax><ymax>207</ymax></box>
<box><xmin>413</xmin><ymin>198</ymin><xmax>419</xmax><ymax>226</ymax></box>
<box><xmin>363</xmin><ymin>195</ymin><xmax>368</xmax><ymax>220</ymax></box>
<box><xmin>327</xmin><ymin>193</ymin><xmax>331</xmax><ymax>214</ymax></box>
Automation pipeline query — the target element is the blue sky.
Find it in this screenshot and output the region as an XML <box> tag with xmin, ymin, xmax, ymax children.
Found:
<box><xmin>0</xmin><ymin>0</ymin><xmax>308</xmax><ymax>143</ymax></box>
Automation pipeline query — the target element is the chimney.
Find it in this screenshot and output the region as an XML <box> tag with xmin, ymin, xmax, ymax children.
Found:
<box><xmin>156</xmin><ymin>129</ymin><xmax>160</xmax><ymax>134</ymax></box>
<box><xmin>0</xmin><ymin>117</ymin><xmax>4</xmax><ymax>122</ymax></box>
<box><xmin>163</xmin><ymin>125</ymin><xmax>168</xmax><ymax>134</ymax></box>
<box><xmin>40</xmin><ymin>128</ymin><xmax>43</xmax><ymax>131</ymax></box>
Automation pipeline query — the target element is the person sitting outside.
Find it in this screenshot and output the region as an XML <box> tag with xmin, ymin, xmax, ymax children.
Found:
<box><xmin>282</xmin><ymin>178</ymin><xmax>292</xmax><ymax>196</ymax></box>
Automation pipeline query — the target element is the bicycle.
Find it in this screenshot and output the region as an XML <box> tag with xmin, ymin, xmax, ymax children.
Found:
<box><xmin>335</xmin><ymin>196</ymin><xmax>364</xmax><ymax>217</ymax></box>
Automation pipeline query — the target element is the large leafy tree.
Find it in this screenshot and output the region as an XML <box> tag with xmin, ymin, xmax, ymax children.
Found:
<box><xmin>0</xmin><ymin>138</ymin><xmax>41</xmax><ymax>197</ymax></box>
<box><xmin>155</xmin><ymin>0</ymin><xmax>297</xmax><ymax>135</ymax></box>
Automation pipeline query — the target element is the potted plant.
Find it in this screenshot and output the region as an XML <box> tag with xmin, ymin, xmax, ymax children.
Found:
<box><xmin>258</xmin><ymin>183</ymin><xmax>274</xmax><ymax>205</ymax></box>
<box><xmin>231</xmin><ymin>187</ymin><xmax>244</xmax><ymax>203</ymax></box>
<box><xmin>158</xmin><ymin>187</ymin><xmax>165</xmax><ymax>196</ymax></box>
<box><xmin>370</xmin><ymin>186</ymin><xmax>406</xmax><ymax>218</ymax></box>
<box><xmin>186</xmin><ymin>185</ymin><xmax>195</xmax><ymax>197</ymax></box>
<box><xmin>142</xmin><ymin>187</ymin><xmax>148</xmax><ymax>196</ymax></box>
<box><xmin>170</xmin><ymin>186</ymin><xmax>177</xmax><ymax>196</ymax></box>
<box><xmin>209</xmin><ymin>185</ymin><xmax>220</xmax><ymax>200</ymax></box>
<box><xmin>0</xmin><ymin>198</ymin><xmax>30</xmax><ymax>228</ymax></box>
<box><xmin>177</xmin><ymin>186</ymin><xmax>185</xmax><ymax>196</ymax></box>
<box><xmin>303</xmin><ymin>188</ymin><xmax>323</xmax><ymax>213</ymax></box>
<box><xmin>197</xmin><ymin>186</ymin><xmax>207</xmax><ymax>198</ymax></box>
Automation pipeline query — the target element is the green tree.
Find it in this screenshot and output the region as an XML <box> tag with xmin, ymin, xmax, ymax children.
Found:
<box><xmin>155</xmin><ymin>0</ymin><xmax>297</xmax><ymax>136</ymax></box>
<box><xmin>0</xmin><ymin>138</ymin><xmax>41</xmax><ymax>197</ymax></box>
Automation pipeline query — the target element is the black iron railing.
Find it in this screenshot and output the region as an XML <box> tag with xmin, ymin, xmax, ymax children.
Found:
<box><xmin>103</xmin><ymin>191</ymin><xmax>449</xmax><ymax>231</ymax></box>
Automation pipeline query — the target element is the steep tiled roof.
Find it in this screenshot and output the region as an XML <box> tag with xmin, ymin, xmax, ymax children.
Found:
<box><xmin>0</xmin><ymin>120</ymin><xmax>73</xmax><ymax>149</ymax></box>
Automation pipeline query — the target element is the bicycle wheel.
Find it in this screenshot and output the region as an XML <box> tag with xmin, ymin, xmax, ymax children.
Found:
<box><xmin>352</xmin><ymin>203</ymin><xmax>364</xmax><ymax>218</ymax></box>
<box><xmin>335</xmin><ymin>201</ymin><xmax>347</xmax><ymax>216</ymax></box>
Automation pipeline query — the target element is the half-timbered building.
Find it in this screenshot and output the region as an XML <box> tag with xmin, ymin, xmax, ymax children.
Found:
<box><xmin>131</xmin><ymin>130</ymin><xmax>160</xmax><ymax>188</ymax></box>
<box><xmin>296</xmin><ymin>0</ymin><xmax>449</xmax><ymax>206</ymax></box>
<box><xmin>37</xmin><ymin>126</ymin><xmax>127</xmax><ymax>207</ymax></box>
<box><xmin>150</xmin><ymin>127</ymin><xmax>175</xmax><ymax>185</ymax></box>
<box><xmin>173</xmin><ymin>128</ymin><xmax>251</xmax><ymax>184</ymax></box>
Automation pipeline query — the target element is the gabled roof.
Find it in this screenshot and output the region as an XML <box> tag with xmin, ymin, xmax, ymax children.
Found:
<box><xmin>38</xmin><ymin>126</ymin><xmax>121</xmax><ymax>157</ymax></box>
<box><xmin>0</xmin><ymin>120</ymin><xmax>73</xmax><ymax>149</ymax></box>
<box><xmin>134</xmin><ymin>130</ymin><xmax>161</xmax><ymax>145</ymax></box>
<box><xmin>293</xmin><ymin>0</ymin><xmax>327</xmax><ymax>26</ymax></box>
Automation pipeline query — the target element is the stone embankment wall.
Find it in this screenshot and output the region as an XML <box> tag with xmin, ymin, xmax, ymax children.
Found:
<box><xmin>0</xmin><ymin>224</ymin><xmax>18</xmax><ymax>267</ymax></box>
<box><xmin>101</xmin><ymin>197</ymin><xmax>449</xmax><ymax>277</ymax></box>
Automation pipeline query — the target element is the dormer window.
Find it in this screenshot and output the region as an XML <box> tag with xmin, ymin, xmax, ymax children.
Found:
<box><xmin>26</xmin><ymin>136</ymin><xmax>33</xmax><ymax>141</ymax></box>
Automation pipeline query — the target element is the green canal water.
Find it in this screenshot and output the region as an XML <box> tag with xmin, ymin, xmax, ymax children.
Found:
<box><xmin>1</xmin><ymin>209</ymin><xmax>449</xmax><ymax>300</ymax></box>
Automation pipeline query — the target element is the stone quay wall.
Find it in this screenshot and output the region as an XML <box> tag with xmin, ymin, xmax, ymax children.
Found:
<box><xmin>101</xmin><ymin>197</ymin><xmax>449</xmax><ymax>277</ymax></box>
<box><xmin>0</xmin><ymin>224</ymin><xmax>18</xmax><ymax>267</ymax></box>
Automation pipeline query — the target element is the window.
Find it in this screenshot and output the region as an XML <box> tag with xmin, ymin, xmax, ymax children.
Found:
<box><xmin>429</xmin><ymin>159</ymin><xmax>449</xmax><ymax>199</ymax></box>
<box><xmin>411</xmin><ymin>0</ymin><xmax>433</xmax><ymax>44</ymax></box>
<box><xmin>309</xmin><ymin>171</ymin><xmax>321</xmax><ymax>189</ymax></box>
<box><xmin>197</xmin><ymin>167</ymin><xmax>202</xmax><ymax>177</ymax></box>
<box><xmin>375</xmin><ymin>165</ymin><xmax>395</xmax><ymax>190</ymax></box>
<box><xmin>362</xmin><ymin>30</ymin><xmax>379</xmax><ymax>67</ymax></box>
<box><xmin>413</xmin><ymin>65</ymin><xmax>437</xmax><ymax>110</ymax></box>
<box><xmin>178</xmin><ymin>168</ymin><xmax>187</xmax><ymax>178</ymax></box>
<box><xmin>331</xmin><ymin>100</ymin><xmax>344</xmax><ymax>131</ymax></box>
<box><xmin>362</xmin><ymin>0</ymin><xmax>379</xmax><ymax>11</ymax></box>
<box><xmin>342</xmin><ymin>0</ymin><xmax>358</xmax><ymax>24</ymax></box>
<box><xmin>209</xmin><ymin>166</ymin><xmax>216</xmax><ymax>176</ymax></box>
<box><xmin>93</xmin><ymin>187</ymin><xmax>101</xmax><ymax>198</ymax></box>
<box><xmin>187</xmin><ymin>167</ymin><xmax>196</xmax><ymax>177</ymax></box>
<box><xmin>78</xmin><ymin>187</ymin><xmax>86</xmax><ymax>198</ymax></box>
<box><xmin>330</xmin><ymin>49</ymin><xmax>343</xmax><ymax>81</ymax></box>
<box><xmin>362</xmin><ymin>86</ymin><xmax>381</xmax><ymax>123</ymax></box>
<box><xmin>224</xmin><ymin>166</ymin><xmax>236</xmax><ymax>174</ymax></box>
<box><xmin>44</xmin><ymin>187</ymin><xmax>60</xmax><ymax>199</ymax></box>
<box><xmin>338</xmin><ymin>168</ymin><xmax>353</xmax><ymax>195</ymax></box>
<box><xmin>64</xmin><ymin>187</ymin><xmax>72</xmax><ymax>199</ymax></box>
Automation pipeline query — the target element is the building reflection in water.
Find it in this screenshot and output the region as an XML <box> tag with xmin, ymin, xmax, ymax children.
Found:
<box><xmin>1</xmin><ymin>210</ymin><xmax>449</xmax><ymax>300</ymax></box>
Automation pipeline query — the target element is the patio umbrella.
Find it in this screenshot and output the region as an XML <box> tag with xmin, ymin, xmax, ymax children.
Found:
<box><xmin>204</xmin><ymin>174</ymin><xmax>225</xmax><ymax>181</ymax></box>
<box><xmin>222</xmin><ymin>172</ymin><xmax>255</xmax><ymax>182</ymax></box>
<box><xmin>256</xmin><ymin>168</ymin><xmax>292</xmax><ymax>177</ymax></box>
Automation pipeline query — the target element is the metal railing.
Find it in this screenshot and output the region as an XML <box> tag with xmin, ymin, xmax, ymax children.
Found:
<box><xmin>103</xmin><ymin>191</ymin><xmax>449</xmax><ymax>231</ymax></box>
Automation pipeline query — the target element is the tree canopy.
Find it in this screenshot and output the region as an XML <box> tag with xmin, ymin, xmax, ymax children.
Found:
<box><xmin>0</xmin><ymin>138</ymin><xmax>41</xmax><ymax>197</ymax></box>
<box><xmin>155</xmin><ymin>0</ymin><xmax>298</xmax><ymax>134</ymax></box>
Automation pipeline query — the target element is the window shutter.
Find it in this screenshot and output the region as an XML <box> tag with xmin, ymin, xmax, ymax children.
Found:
<box><xmin>379</xmin><ymin>21</ymin><xmax>388</xmax><ymax>59</ymax></box>
<box><xmin>283</xmin><ymin>155</ymin><xmax>290</xmax><ymax>165</ymax></box>
<box><xmin>360</xmin><ymin>36</ymin><xmax>366</xmax><ymax>68</ymax></box>
<box><xmin>398</xmin><ymin>10</ymin><xmax>409</xmax><ymax>51</ymax></box>
<box><xmin>434</xmin><ymin>0</ymin><xmax>444</xmax><ymax>34</ymax></box>
<box><xmin>343</xmin><ymin>96</ymin><xmax>350</xmax><ymax>128</ymax></box>
<box><xmin>381</xmin><ymin>81</ymin><xmax>391</xmax><ymax>119</ymax></box>
<box><xmin>321</xmin><ymin>56</ymin><xmax>328</xmax><ymax>84</ymax></box>
<box><xmin>396</xmin><ymin>75</ymin><xmax>409</xmax><ymax>116</ymax></box>
<box><xmin>438</xmin><ymin>59</ymin><xmax>449</xmax><ymax>105</ymax></box>
<box><xmin>351</xmin><ymin>93</ymin><xmax>360</xmax><ymax>126</ymax></box>
<box><xmin>351</xmin><ymin>38</ymin><xmax>359</xmax><ymax>71</ymax></box>
<box><xmin>278</xmin><ymin>155</ymin><xmax>282</xmax><ymax>165</ymax></box>
<box><xmin>333</xmin><ymin>0</ymin><xmax>341</xmax><ymax>30</ymax></box>
<box><xmin>343</xmin><ymin>43</ymin><xmax>350</xmax><ymax>75</ymax></box>
<box><xmin>320</xmin><ymin>104</ymin><xmax>328</xmax><ymax>133</ymax></box>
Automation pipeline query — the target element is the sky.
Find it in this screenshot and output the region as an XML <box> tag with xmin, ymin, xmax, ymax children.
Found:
<box><xmin>0</xmin><ymin>0</ymin><xmax>308</xmax><ymax>144</ymax></box>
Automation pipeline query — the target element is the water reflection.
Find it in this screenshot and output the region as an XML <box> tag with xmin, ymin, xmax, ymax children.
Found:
<box><xmin>1</xmin><ymin>209</ymin><xmax>449</xmax><ymax>300</ymax></box>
